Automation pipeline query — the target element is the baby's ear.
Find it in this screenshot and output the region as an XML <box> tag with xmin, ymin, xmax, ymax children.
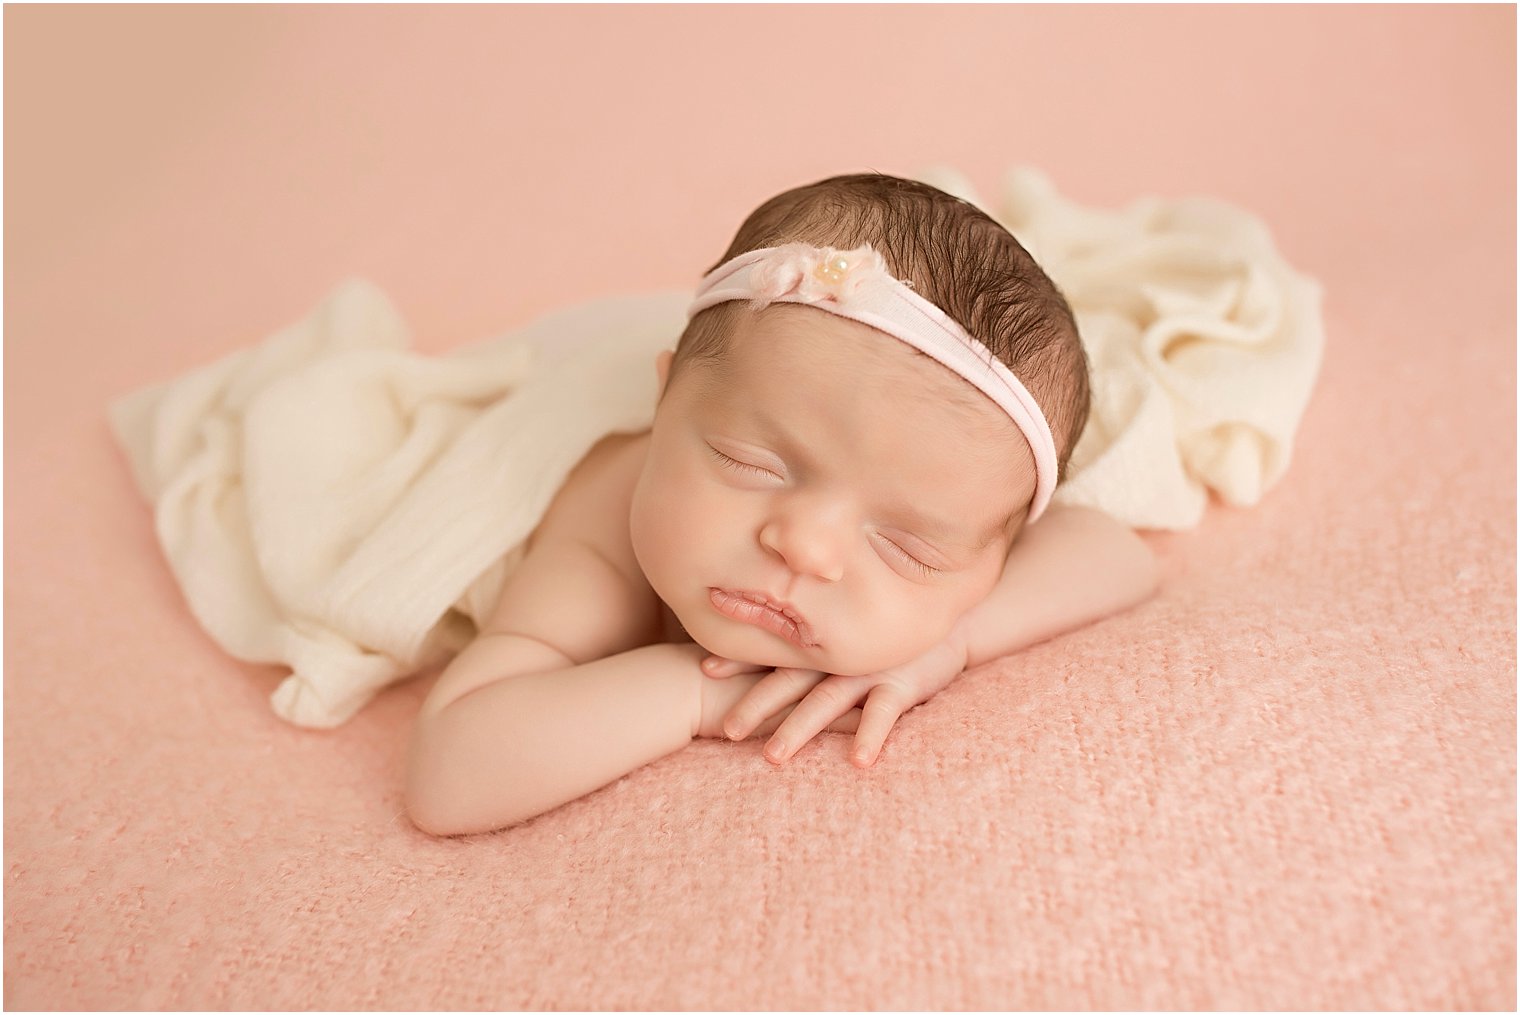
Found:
<box><xmin>655</xmin><ymin>349</ymin><xmax>674</xmax><ymax>393</ymax></box>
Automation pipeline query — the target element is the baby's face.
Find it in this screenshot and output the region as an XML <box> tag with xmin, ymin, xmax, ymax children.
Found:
<box><xmin>629</xmin><ymin>304</ymin><xmax>1036</xmax><ymax>676</ymax></box>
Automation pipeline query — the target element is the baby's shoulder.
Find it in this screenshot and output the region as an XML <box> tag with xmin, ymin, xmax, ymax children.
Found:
<box><xmin>530</xmin><ymin>430</ymin><xmax>650</xmax><ymax>583</ymax></box>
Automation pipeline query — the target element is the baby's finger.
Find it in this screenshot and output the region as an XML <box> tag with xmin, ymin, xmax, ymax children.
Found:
<box><xmin>701</xmin><ymin>655</ymin><xmax>768</xmax><ymax>679</ymax></box>
<box><xmin>848</xmin><ymin>685</ymin><xmax>910</xmax><ymax>768</ymax></box>
<box><xmin>763</xmin><ymin>675</ymin><xmax>871</xmax><ymax>764</ymax></box>
<box><xmin>723</xmin><ymin>668</ymin><xmax>826</xmax><ymax>741</ymax></box>
<box><xmin>750</xmin><ymin>704</ymin><xmax>861</xmax><ymax>740</ymax></box>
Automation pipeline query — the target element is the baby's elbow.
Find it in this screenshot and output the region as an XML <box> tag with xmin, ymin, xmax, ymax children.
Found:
<box><xmin>405</xmin><ymin>753</ymin><xmax>465</xmax><ymax>837</ymax></box>
<box><xmin>405</xmin><ymin>767</ymin><xmax>521</xmax><ymax>838</ymax></box>
<box><xmin>404</xmin><ymin>726</ymin><xmax>538</xmax><ymax>837</ymax></box>
<box><xmin>404</xmin><ymin>729</ymin><xmax>492</xmax><ymax>837</ymax></box>
<box><xmin>406</xmin><ymin>797</ymin><xmax>456</xmax><ymax>838</ymax></box>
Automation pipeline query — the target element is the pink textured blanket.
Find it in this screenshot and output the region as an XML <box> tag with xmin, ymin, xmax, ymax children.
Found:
<box><xmin>5</xmin><ymin>6</ymin><xmax>1514</xmax><ymax>1009</ymax></box>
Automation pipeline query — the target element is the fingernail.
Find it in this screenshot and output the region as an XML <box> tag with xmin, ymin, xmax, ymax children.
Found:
<box><xmin>766</xmin><ymin>740</ymin><xmax>788</xmax><ymax>763</ymax></box>
<box><xmin>724</xmin><ymin>722</ymin><xmax>743</xmax><ymax>740</ymax></box>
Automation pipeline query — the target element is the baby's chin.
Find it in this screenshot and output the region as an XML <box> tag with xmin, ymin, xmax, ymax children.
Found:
<box><xmin>680</xmin><ymin>617</ymin><xmax>911</xmax><ymax>677</ymax></box>
<box><xmin>665</xmin><ymin>590</ymin><xmax>941</xmax><ymax>674</ymax></box>
<box><xmin>678</xmin><ymin>612</ymin><xmax>826</xmax><ymax>670</ymax></box>
<box><xmin>686</xmin><ymin>628</ymin><xmax>807</xmax><ymax>670</ymax></box>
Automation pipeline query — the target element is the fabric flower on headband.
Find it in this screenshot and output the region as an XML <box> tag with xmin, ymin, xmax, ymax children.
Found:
<box><xmin>745</xmin><ymin>243</ymin><xmax>894</xmax><ymax>310</ymax></box>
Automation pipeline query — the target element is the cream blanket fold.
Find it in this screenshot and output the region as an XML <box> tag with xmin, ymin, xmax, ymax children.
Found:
<box><xmin>110</xmin><ymin>167</ymin><xmax>1323</xmax><ymax>728</ymax></box>
<box><xmin>111</xmin><ymin>283</ymin><xmax>684</xmax><ymax>727</ymax></box>
<box><xmin>921</xmin><ymin>167</ymin><xmax>1325</xmax><ymax>528</ymax></box>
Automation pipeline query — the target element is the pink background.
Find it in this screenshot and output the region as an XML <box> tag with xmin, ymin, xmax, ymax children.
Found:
<box><xmin>6</xmin><ymin>5</ymin><xmax>1515</xmax><ymax>1010</ymax></box>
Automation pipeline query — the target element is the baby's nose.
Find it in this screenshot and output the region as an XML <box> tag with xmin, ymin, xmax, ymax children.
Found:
<box><xmin>759</xmin><ymin>502</ymin><xmax>848</xmax><ymax>583</ymax></box>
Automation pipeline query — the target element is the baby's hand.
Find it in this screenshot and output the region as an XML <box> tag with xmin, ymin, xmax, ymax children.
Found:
<box><xmin>696</xmin><ymin>660</ymin><xmax>860</xmax><ymax>744</ymax></box>
<box><xmin>702</xmin><ymin>624</ymin><xmax>970</xmax><ymax>768</ymax></box>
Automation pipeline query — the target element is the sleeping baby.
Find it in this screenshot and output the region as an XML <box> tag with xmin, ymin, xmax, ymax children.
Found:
<box><xmin>405</xmin><ymin>173</ymin><xmax>1159</xmax><ymax>836</ymax></box>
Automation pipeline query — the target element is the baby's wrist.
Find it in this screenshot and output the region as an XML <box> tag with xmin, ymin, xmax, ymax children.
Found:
<box><xmin>675</xmin><ymin>643</ymin><xmax>749</xmax><ymax>740</ymax></box>
<box><xmin>655</xmin><ymin>642</ymin><xmax>712</xmax><ymax>740</ymax></box>
<box><xmin>695</xmin><ymin>665</ymin><xmax>772</xmax><ymax>740</ymax></box>
<box><xmin>696</xmin><ymin>669</ymin><xmax>739</xmax><ymax>740</ymax></box>
<box><xmin>695</xmin><ymin>676</ymin><xmax>722</xmax><ymax>740</ymax></box>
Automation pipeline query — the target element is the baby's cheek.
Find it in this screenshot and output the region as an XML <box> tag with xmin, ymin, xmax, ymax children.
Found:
<box><xmin>630</xmin><ymin>462</ymin><xmax>716</xmax><ymax>583</ymax></box>
<box><xmin>629</xmin><ymin>476</ymin><xmax>678</xmax><ymax>579</ymax></box>
<box><xmin>895</xmin><ymin>590</ymin><xmax>969</xmax><ymax>655</ymax></box>
<box><xmin>830</xmin><ymin>589</ymin><xmax>950</xmax><ymax>675</ymax></box>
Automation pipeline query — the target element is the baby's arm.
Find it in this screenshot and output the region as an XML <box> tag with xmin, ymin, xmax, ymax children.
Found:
<box><xmin>406</xmin><ymin>615</ymin><xmax>853</xmax><ymax>835</ymax></box>
<box><xmin>957</xmin><ymin>503</ymin><xmax>1158</xmax><ymax>668</ymax></box>
<box><xmin>404</xmin><ymin>428</ymin><xmax>720</xmax><ymax>835</ymax></box>
<box><xmin>406</xmin><ymin>624</ymin><xmax>710</xmax><ymax>837</ymax></box>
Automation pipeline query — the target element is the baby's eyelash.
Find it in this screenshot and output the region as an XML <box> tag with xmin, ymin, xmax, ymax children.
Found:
<box><xmin>882</xmin><ymin>537</ymin><xmax>940</xmax><ymax>577</ymax></box>
<box><xmin>707</xmin><ymin>446</ymin><xmax>773</xmax><ymax>477</ymax></box>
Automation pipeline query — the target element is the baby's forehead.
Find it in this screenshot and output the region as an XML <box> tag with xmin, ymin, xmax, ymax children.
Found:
<box><xmin>723</xmin><ymin>305</ymin><xmax>1018</xmax><ymax>438</ymax></box>
<box><xmin>696</xmin><ymin>306</ymin><xmax>1038</xmax><ymax>514</ymax></box>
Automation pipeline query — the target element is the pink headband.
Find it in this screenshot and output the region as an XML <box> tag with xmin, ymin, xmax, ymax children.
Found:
<box><xmin>686</xmin><ymin>242</ymin><xmax>1059</xmax><ymax>522</ymax></box>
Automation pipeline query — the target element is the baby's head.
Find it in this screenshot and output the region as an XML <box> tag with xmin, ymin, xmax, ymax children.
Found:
<box><xmin>630</xmin><ymin>173</ymin><xmax>1089</xmax><ymax>675</ymax></box>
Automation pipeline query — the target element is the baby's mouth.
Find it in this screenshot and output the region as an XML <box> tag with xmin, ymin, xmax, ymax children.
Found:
<box><xmin>707</xmin><ymin>588</ymin><xmax>819</xmax><ymax>648</ymax></box>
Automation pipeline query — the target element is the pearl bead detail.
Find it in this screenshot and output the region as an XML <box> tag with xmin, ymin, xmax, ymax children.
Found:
<box><xmin>812</xmin><ymin>255</ymin><xmax>851</xmax><ymax>285</ymax></box>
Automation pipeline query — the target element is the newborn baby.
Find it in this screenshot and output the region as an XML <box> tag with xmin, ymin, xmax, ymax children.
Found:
<box><xmin>406</xmin><ymin>173</ymin><xmax>1158</xmax><ymax>836</ymax></box>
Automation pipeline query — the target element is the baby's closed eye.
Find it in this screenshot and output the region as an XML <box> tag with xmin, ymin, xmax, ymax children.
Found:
<box><xmin>705</xmin><ymin>440</ymin><xmax>952</xmax><ymax>579</ymax></box>
<box><xmin>873</xmin><ymin>533</ymin><xmax>941</xmax><ymax>577</ymax></box>
<box><xmin>707</xmin><ymin>445</ymin><xmax>777</xmax><ymax>479</ymax></box>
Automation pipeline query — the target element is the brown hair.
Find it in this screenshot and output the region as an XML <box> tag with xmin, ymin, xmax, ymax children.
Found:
<box><xmin>673</xmin><ymin>173</ymin><xmax>1090</xmax><ymax>478</ymax></box>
